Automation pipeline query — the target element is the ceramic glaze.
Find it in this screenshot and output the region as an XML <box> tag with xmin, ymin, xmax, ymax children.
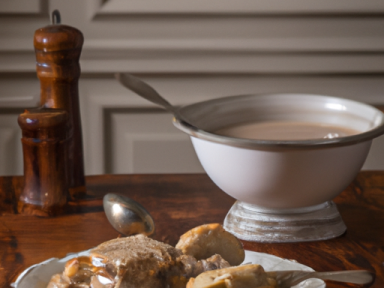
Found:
<box><xmin>215</xmin><ymin>121</ymin><xmax>360</xmax><ymax>141</ymax></box>
<box><xmin>173</xmin><ymin>93</ymin><xmax>384</xmax><ymax>242</ymax></box>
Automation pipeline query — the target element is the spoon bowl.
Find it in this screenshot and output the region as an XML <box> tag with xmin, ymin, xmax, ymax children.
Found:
<box><xmin>103</xmin><ymin>193</ymin><xmax>155</xmax><ymax>236</ymax></box>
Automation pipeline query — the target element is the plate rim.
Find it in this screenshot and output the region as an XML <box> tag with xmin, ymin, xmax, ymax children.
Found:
<box><xmin>13</xmin><ymin>249</ymin><xmax>325</xmax><ymax>288</ymax></box>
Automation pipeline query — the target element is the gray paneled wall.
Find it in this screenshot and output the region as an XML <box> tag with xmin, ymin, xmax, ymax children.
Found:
<box><xmin>1</xmin><ymin>0</ymin><xmax>384</xmax><ymax>175</ymax></box>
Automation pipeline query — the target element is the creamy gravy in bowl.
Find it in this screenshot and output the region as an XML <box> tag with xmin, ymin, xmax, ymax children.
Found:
<box><xmin>214</xmin><ymin>121</ymin><xmax>360</xmax><ymax>141</ymax></box>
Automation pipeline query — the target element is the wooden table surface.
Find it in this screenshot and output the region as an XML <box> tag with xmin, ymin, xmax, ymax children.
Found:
<box><xmin>0</xmin><ymin>172</ymin><xmax>383</xmax><ymax>288</ymax></box>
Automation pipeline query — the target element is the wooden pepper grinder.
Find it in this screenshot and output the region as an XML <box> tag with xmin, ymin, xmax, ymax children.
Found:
<box><xmin>34</xmin><ymin>10</ymin><xmax>86</xmax><ymax>199</ymax></box>
<box><xmin>18</xmin><ymin>11</ymin><xmax>86</xmax><ymax>216</ymax></box>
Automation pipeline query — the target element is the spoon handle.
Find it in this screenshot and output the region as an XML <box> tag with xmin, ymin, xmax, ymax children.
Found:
<box><xmin>115</xmin><ymin>73</ymin><xmax>175</xmax><ymax>113</ymax></box>
<box><xmin>272</xmin><ymin>269</ymin><xmax>375</xmax><ymax>287</ymax></box>
<box><xmin>311</xmin><ymin>270</ymin><xmax>374</xmax><ymax>285</ymax></box>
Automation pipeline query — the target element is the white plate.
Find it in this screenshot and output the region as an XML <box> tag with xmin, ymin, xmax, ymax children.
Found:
<box><xmin>244</xmin><ymin>250</ymin><xmax>325</xmax><ymax>288</ymax></box>
<box><xmin>12</xmin><ymin>250</ymin><xmax>325</xmax><ymax>288</ymax></box>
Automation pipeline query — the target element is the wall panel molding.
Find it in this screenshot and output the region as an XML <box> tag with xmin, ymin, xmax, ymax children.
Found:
<box><xmin>0</xmin><ymin>78</ymin><xmax>40</xmax><ymax>108</ymax></box>
<box><xmin>0</xmin><ymin>0</ymin><xmax>45</xmax><ymax>14</ymax></box>
<box><xmin>0</xmin><ymin>95</ymin><xmax>38</xmax><ymax>108</ymax></box>
<box><xmin>1</xmin><ymin>1</ymin><xmax>384</xmax><ymax>175</ymax></box>
<box><xmin>79</xmin><ymin>76</ymin><xmax>384</xmax><ymax>174</ymax></box>
<box><xmin>113</xmin><ymin>127</ymin><xmax>202</xmax><ymax>174</ymax></box>
<box><xmin>96</xmin><ymin>0</ymin><xmax>384</xmax><ymax>15</ymax></box>
<box><xmin>0</xmin><ymin>119</ymin><xmax>23</xmax><ymax>176</ymax></box>
<box><xmin>2</xmin><ymin>75</ymin><xmax>384</xmax><ymax>175</ymax></box>
<box><xmin>2</xmin><ymin>39</ymin><xmax>384</xmax><ymax>74</ymax></box>
<box><xmin>1</xmin><ymin>1</ymin><xmax>383</xmax><ymax>75</ymax></box>
<box><xmin>3</xmin><ymin>37</ymin><xmax>384</xmax><ymax>53</ymax></box>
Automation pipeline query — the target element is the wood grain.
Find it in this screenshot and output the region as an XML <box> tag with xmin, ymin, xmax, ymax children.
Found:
<box><xmin>0</xmin><ymin>173</ymin><xmax>383</xmax><ymax>288</ymax></box>
<box><xmin>17</xmin><ymin>108</ymin><xmax>69</xmax><ymax>216</ymax></box>
<box><xmin>34</xmin><ymin>24</ymin><xmax>85</xmax><ymax>200</ymax></box>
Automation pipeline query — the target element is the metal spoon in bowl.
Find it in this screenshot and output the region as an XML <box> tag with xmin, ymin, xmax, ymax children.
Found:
<box><xmin>115</xmin><ymin>73</ymin><xmax>198</xmax><ymax>130</ymax></box>
<box><xmin>103</xmin><ymin>193</ymin><xmax>155</xmax><ymax>236</ymax></box>
<box><xmin>115</xmin><ymin>73</ymin><xmax>176</xmax><ymax>114</ymax></box>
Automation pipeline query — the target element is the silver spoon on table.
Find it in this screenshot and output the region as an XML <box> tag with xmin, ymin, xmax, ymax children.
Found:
<box><xmin>103</xmin><ymin>193</ymin><xmax>155</xmax><ymax>236</ymax></box>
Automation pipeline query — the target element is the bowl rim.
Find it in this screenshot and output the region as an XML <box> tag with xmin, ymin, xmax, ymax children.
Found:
<box><xmin>173</xmin><ymin>93</ymin><xmax>384</xmax><ymax>149</ymax></box>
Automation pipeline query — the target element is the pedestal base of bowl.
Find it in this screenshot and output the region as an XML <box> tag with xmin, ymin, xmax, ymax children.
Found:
<box><xmin>223</xmin><ymin>201</ymin><xmax>346</xmax><ymax>243</ymax></box>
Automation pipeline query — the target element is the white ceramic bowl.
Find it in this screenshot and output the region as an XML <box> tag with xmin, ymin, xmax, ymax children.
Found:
<box><xmin>173</xmin><ymin>94</ymin><xmax>384</xmax><ymax>210</ymax></box>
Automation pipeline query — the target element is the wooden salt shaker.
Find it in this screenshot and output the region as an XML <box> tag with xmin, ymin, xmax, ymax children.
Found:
<box><xmin>33</xmin><ymin>11</ymin><xmax>86</xmax><ymax>199</ymax></box>
<box><xmin>18</xmin><ymin>108</ymin><xmax>69</xmax><ymax>216</ymax></box>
